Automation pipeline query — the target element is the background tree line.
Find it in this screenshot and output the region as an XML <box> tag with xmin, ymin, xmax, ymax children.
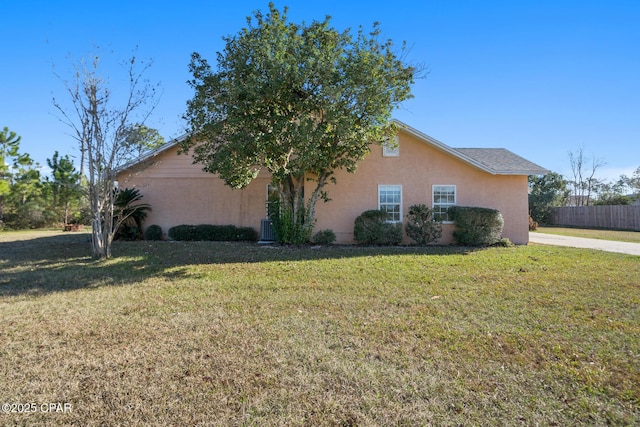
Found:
<box><xmin>0</xmin><ymin>124</ymin><xmax>163</xmax><ymax>231</ymax></box>
<box><xmin>0</xmin><ymin>126</ymin><xmax>84</xmax><ymax>229</ymax></box>
<box><xmin>529</xmin><ymin>147</ymin><xmax>640</xmax><ymax>225</ymax></box>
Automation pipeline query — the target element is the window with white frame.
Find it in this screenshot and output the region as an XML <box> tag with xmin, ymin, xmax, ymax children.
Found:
<box><xmin>382</xmin><ymin>135</ymin><xmax>400</xmax><ymax>157</ymax></box>
<box><xmin>433</xmin><ymin>185</ymin><xmax>456</xmax><ymax>222</ymax></box>
<box><xmin>378</xmin><ymin>185</ymin><xmax>402</xmax><ymax>222</ymax></box>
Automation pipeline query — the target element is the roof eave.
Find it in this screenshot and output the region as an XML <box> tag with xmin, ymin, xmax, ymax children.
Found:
<box><xmin>391</xmin><ymin>119</ymin><xmax>549</xmax><ymax>176</ymax></box>
<box><xmin>494</xmin><ymin>169</ymin><xmax>550</xmax><ymax>176</ymax></box>
<box><xmin>116</xmin><ymin>134</ymin><xmax>188</xmax><ymax>173</ymax></box>
<box><xmin>391</xmin><ymin>119</ymin><xmax>499</xmax><ymax>174</ymax></box>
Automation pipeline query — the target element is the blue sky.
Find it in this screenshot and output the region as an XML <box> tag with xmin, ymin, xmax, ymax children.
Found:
<box><xmin>2</xmin><ymin>0</ymin><xmax>638</xmax><ymax>182</ymax></box>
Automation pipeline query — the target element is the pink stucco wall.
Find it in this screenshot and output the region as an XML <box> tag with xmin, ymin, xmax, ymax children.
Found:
<box><xmin>117</xmin><ymin>145</ymin><xmax>271</xmax><ymax>235</ymax></box>
<box><xmin>314</xmin><ymin>131</ymin><xmax>530</xmax><ymax>244</ymax></box>
<box><xmin>117</xmin><ymin>129</ymin><xmax>531</xmax><ymax>244</ymax></box>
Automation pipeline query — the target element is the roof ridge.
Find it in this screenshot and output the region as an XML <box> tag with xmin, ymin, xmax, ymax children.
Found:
<box><xmin>118</xmin><ymin>120</ymin><xmax>548</xmax><ymax>176</ymax></box>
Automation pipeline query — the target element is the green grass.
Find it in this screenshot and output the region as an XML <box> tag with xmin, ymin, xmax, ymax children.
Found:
<box><xmin>1</xmin><ymin>230</ymin><xmax>639</xmax><ymax>425</ymax></box>
<box><xmin>536</xmin><ymin>226</ymin><xmax>640</xmax><ymax>243</ymax></box>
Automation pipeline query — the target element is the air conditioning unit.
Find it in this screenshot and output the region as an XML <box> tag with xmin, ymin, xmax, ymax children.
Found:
<box><xmin>259</xmin><ymin>219</ymin><xmax>275</xmax><ymax>243</ymax></box>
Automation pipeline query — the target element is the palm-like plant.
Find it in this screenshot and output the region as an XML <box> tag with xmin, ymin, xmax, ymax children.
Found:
<box><xmin>113</xmin><ymin>188</ymin><xmax>151</xmax><ymax>240</ymax></box>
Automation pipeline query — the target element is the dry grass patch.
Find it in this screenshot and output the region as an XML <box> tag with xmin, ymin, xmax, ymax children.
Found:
<box><xmin>0</xmin><ymin>231</ymin><xmax>638</xmax><ymax>425</ymax></box>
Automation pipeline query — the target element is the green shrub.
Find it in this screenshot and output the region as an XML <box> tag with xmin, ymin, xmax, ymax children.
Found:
<box><xmin>221</xmin><ymin>225</ymin><xmax>258</xmax><ymax>241</ymax></box>
<box><xmin>494</xmin><ymin>238</ymin><xmax>514</xmax><ymax>247</ymax></box>
<box><xmin>114</xmin><ymin>188</ymin><xmax>151</xmax><ymax>241</ymax></box>
<box><xmin>196</xmin><ymin>224</ymin><xmax>241</xmax><ymax>241</ymax></box>
<box><xmin>144</xmin><ymin>224</ymin><xmax>163</xmax><ymax>240</ymax></box>
<box><xmin>269</xmin><ymin>198</ymin><xmax>313</xmax><ymax>244</ymax></box>
<box><xmin>167</xmin><ymin>224</ymin><xmax>257</xmax><ymax>242</ymax></box>
<box><xmin>168</xmin><ymin>225</ymin><xmax>197</xmax><ymax>241</ymax></box>
<box><xmin>115</xmin><ymin>224</ymin><xmax>142</xmax><ymax>241</ymax></box>
<box><xmin>313</xmin><ymin>229</ymin><xmax>336</xmax><ymax>245</ymax></box>
<box><xmin>405</xmin><ymin>204</ymin><xmax>442</xmax><ymax>245</ymax></box>
<box><xmin>449</xmin><ymin>206</ymin><xmax>504</xmax><ymax>246</ymax></box>
<box><xmin>194</xmin><ymin>224</ymin><xmax>216</xmax><ymax>241</ymax></box>
<box><xmin>353</xmin><ymin>210</ymin><xmax>403</xmax><ymax>245</ymax></box>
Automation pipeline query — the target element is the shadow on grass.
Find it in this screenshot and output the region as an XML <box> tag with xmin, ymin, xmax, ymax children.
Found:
<box><xmin>0</xmin><ymin>232</ymin><xmax>482</xmax><ymax>297</ymax></box>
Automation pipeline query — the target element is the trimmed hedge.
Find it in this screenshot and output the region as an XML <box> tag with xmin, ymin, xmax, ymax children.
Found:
<box><xmin>313</xmin><ymin>229</ymin><xmax>336</xmax><ymax>245</ymax></box>
<box><xmin>449</xmin><ymin>206</ymin><xmax>504</xmax><ymax>246</ymax></box>
<box><xmin>167</xmin><ymin>224</ymin><xmax>258</xmax><ymax>242</ymax></box>
<box><xmin>405</xmin><ymin>204</ymin><xmax>442</xmax><ymax>245</ymax></box>
<box><xmin>144</xmin><ymin>224</ymin><xmax>163</xmax><ymax>240</ymax></box>
<box><xmin>353</xmin><ymin>210</ymin><xmax>403</xmax><ymax>245</ymax></box>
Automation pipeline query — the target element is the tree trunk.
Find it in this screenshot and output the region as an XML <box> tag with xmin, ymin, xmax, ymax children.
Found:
<box><xmin>293</xmin><ymin>175</ymin><xmax>304</xmax><ymax>227</ymax></box>
<box><xmin>89</xmin><ymin>174</ymin><xmax>115</xmax><ymax>259</ymax></box>
<box><xmin>90</xmin><ymin>186</ymin><xmax>106</xmax><ymax>258</ymax></box>
<box><xmin>306</xmin><ymin>171</ymin><xmax>329</xmax><ymax>235</ymax></box>
<box><xmin>277</xmin><ymin>172</ymin><xmax>330</xmax><ymax>241</ymax></box>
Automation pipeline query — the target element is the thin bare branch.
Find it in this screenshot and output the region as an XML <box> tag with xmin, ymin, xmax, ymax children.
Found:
<box><xmin>52</xmin><ymin>50</ymin><xmax>159</xmax><ymax>258</ymax></box>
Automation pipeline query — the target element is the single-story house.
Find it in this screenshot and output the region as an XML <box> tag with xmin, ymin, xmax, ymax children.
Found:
<box><xmin>116</xmin><ymin>119</ymin><xmax>547</xmax><ymax>244</ymax></box>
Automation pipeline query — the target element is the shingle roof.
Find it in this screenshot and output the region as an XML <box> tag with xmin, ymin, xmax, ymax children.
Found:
<box><xmin>117</xmin><ymin>134</ymin><xmax>188</xmax><ymax>173</ymax></box>
<box><xmin>453</xmin><ymin>148</ymin><xmax>548</xmax><ymax>175</ymax></box>
<box><xmin>392</xmin><ymin>119</ymin><xmax>548</xmax><ymax>176</ymax></box>
<box><xmin>118</xmin><ymin>119</ymin><xmax>549</xmax><ymax>176</ymax></box>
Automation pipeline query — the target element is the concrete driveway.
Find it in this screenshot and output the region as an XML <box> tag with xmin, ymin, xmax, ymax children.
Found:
<box><xmin>529</xmin><ymin>232</ymin><xmax>640</xmax><ymax>256</ymax></box>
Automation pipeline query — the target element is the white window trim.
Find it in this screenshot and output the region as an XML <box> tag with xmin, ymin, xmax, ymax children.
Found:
<box><xmin>378</xmin><ymin>184</ymin><xmax>403</xmax><ymax>223</ymax></box>
<box><xmin>382</xmin><ymin>135</ymin><xmax>400</xmax><ymax>157</ymax></box>
<box><xmin>432</xmin><ymin>184</ymin><xmax>456</xmax><ymax>224</ymax></box>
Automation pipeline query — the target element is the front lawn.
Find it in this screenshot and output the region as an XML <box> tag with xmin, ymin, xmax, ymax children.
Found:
<box><xmin>1</xmin><ymin>231</ymin><xmax>638</xmax><ymax>425</ymax></box>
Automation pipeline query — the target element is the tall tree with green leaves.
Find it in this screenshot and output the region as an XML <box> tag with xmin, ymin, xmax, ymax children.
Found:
<box><xmin>0</xmin><ymin>127</ymin><xmax>32</xmax><ymax>225</ymax></box>
<box><xmin>182</xmin><ymin>4</ymin><xmax>415</xmax><ymax>242</ymax></box>
<box><xmin>528</xmin><ymin>172</ymin><xmax>570</xmax><ymax>225</ymax></box>
<box><xmin>47</xmin><ymin>151</ymin><xmax>83</xmax><ymax>224</ymax></box>
<box><xmin>6</xmin><ymin>165</ymin><xmax>45</xmax><ymax>228</ymax></box>
<box><xmin>120</xmin><ymin>123</ymin><xmax>166</xmax><ymax>162</ymax></box>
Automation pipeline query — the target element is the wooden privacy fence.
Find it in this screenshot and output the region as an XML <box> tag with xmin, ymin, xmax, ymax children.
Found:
<box><xmin>550</xmin><ymin>206</ymin><xmax>640</xmax><ymax>231</ymax></box>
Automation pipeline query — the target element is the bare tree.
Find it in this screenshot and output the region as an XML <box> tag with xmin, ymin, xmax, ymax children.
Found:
<box><xmin>621</xmin><ymin>166</ymin><xmax>640</xmax><ymax>196</ymax></box>
<box><xmin>53</xmin><ymin>52</ymin><xmax>159</xmax><ymax>259</ymax></box>
<box><xmin>568</xmin><ymin>147</ymin><xmax>605</xmax><ymax>206</ymax></box>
